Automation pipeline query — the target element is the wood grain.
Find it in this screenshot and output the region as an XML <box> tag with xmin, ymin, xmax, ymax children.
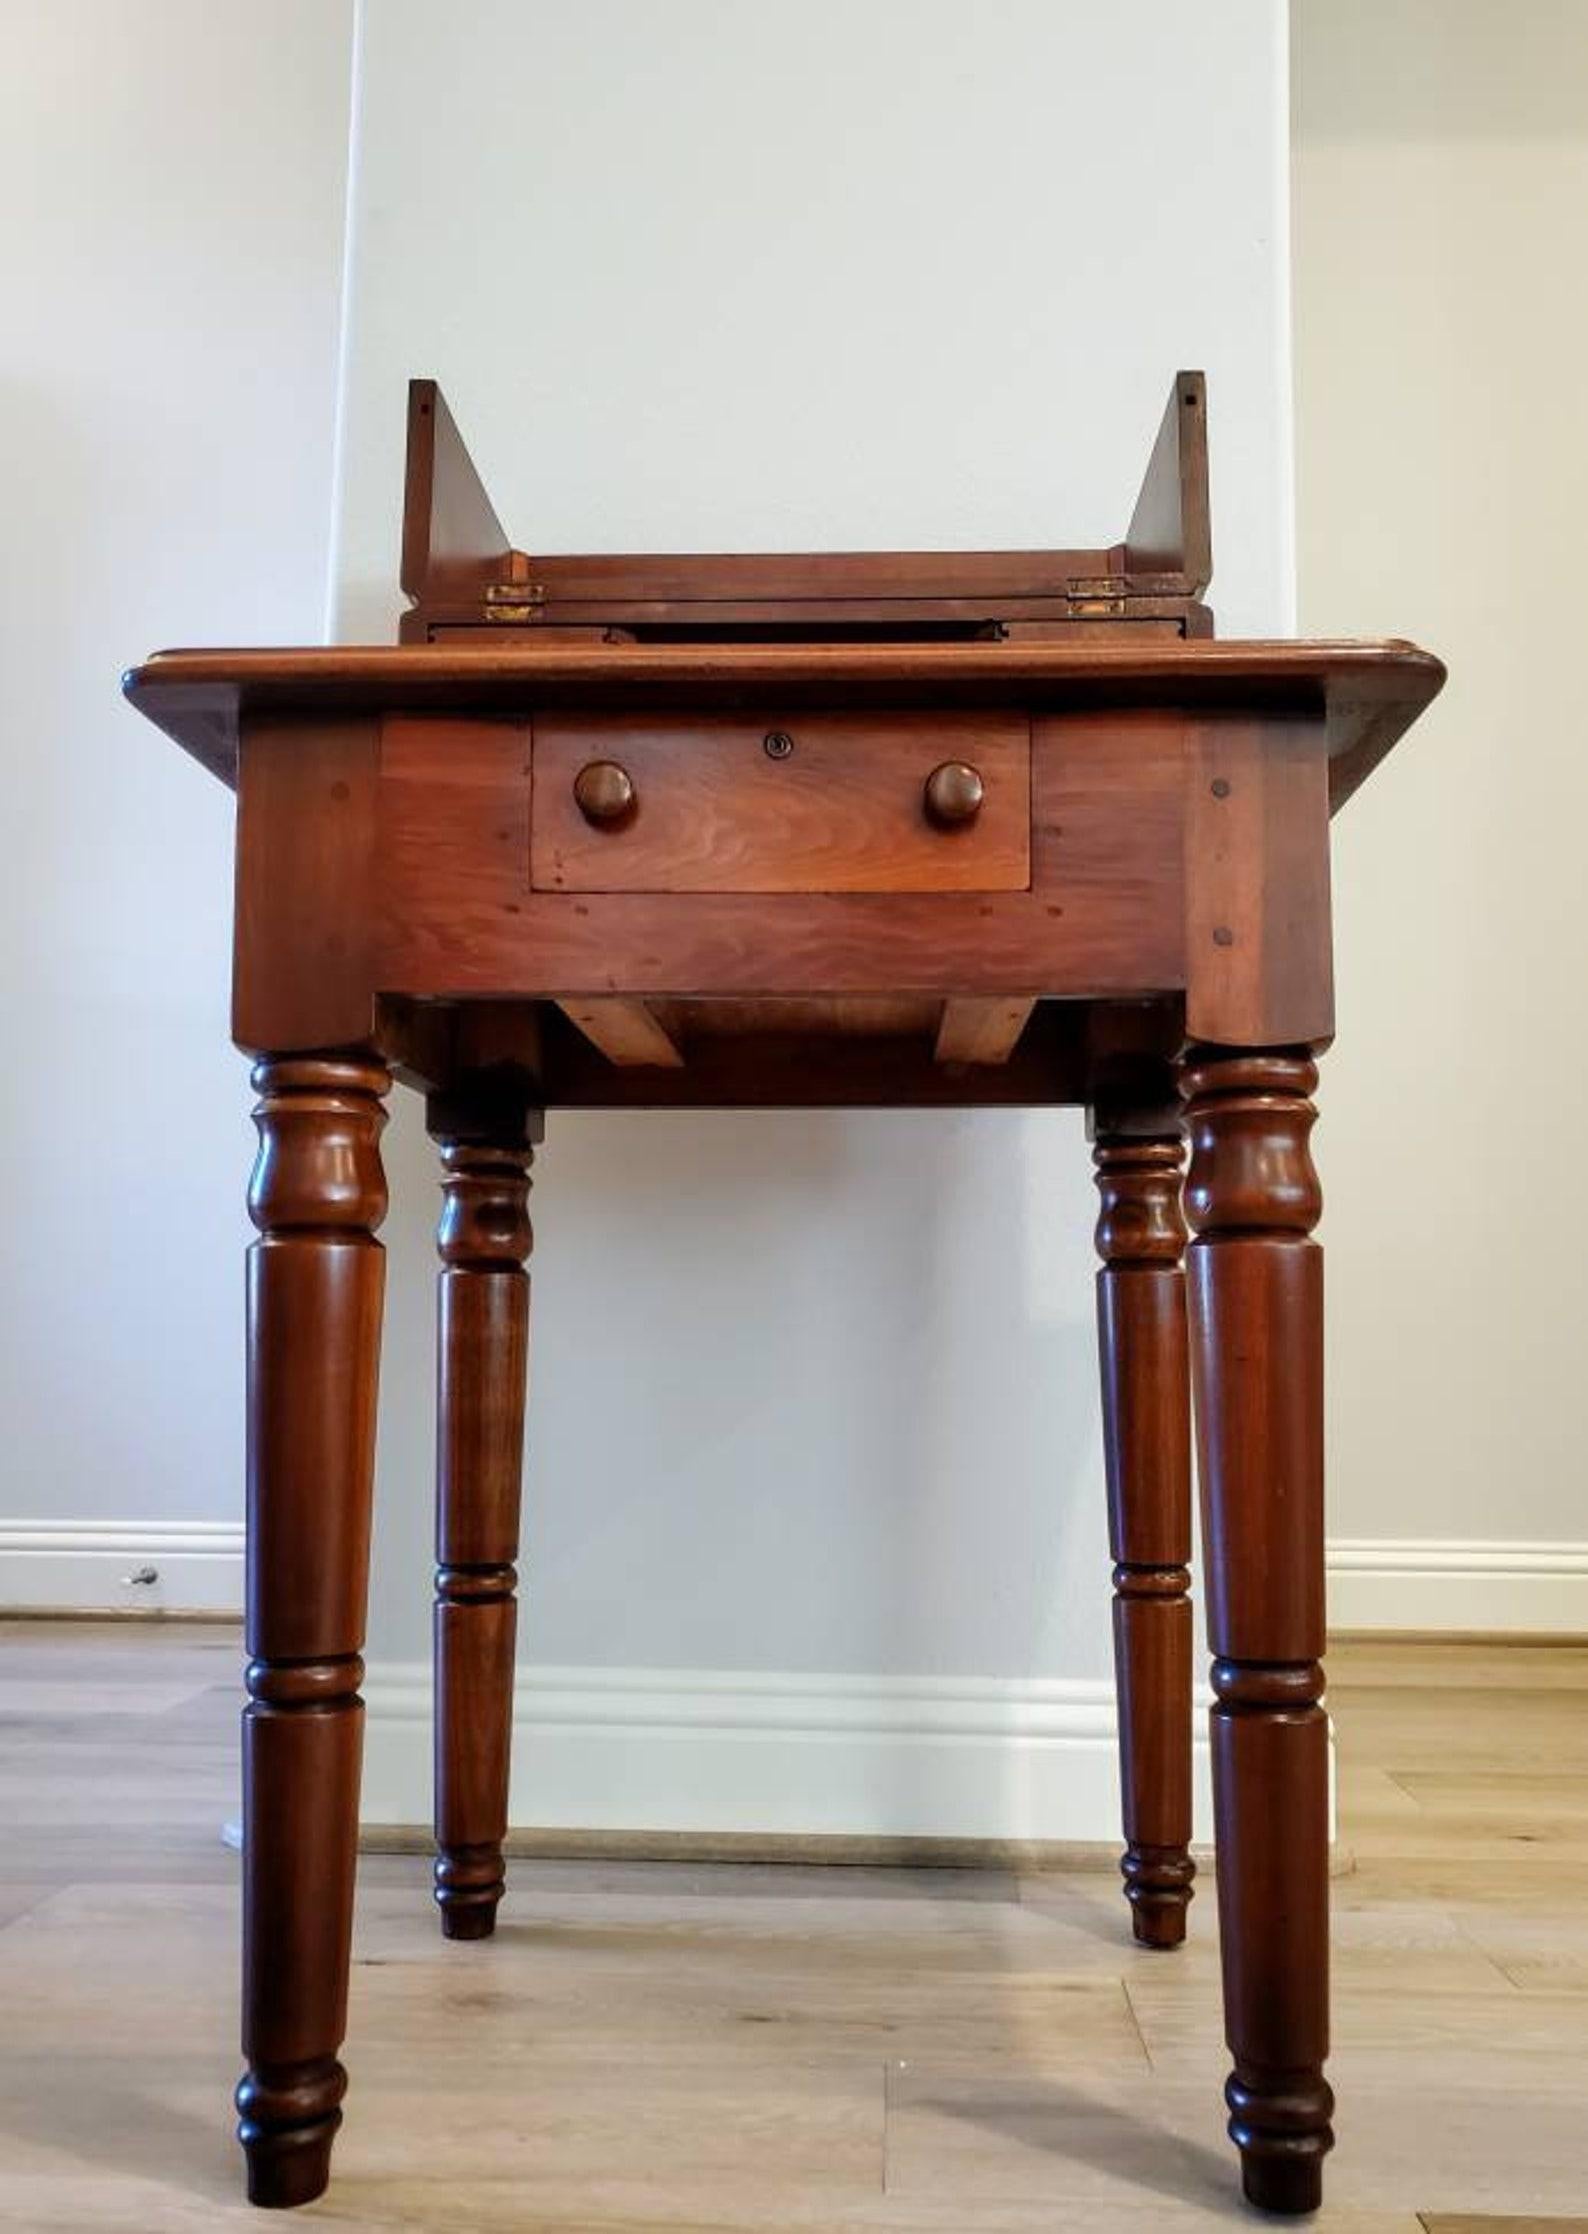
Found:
<box><xmin>375</xmin><ymin>710</ymin><xmax>1184</xmax><ymax>1002</ymax></box>
<box><xmin>1185</xmin><ymin>715</ymin><xmax>1334</xmax><ymax>1050</ymax></box>
<box><xmin>934</xmin><ymin>997</ymin><xmax>1039</xmax><ymax>1065</ymax></box>
<box><xmin>428</xmin><ymin>1090</ymin><xmax>536</xmax><ymax>1942</ymax></box>
<box><xmin>400</xmin><ymin>378</ymin><xmax>514</xmax><ymax>606</ymax></box>
<box><xmin>1421</xmin><ymin>2218</ymin><xmax>1588</xmax><ymax>2232</ymax></box>
<box><xmin>533</xmin><ymin>1004</ymin><xmax>1096</xmax><ymax>1108</ymax></box>
<box><xmin>1125</xmin><ymin>372</ymin><xmax>1211</xmax><ymax>591</ymax></box>
<box><xmin>6</xmin><ymin>1622</ymin><xmax>1588</xmax><ymax>2229</ymax></box>
<box><xmin>122</xmin><ymin>637</ymin><xmax>1445</xmax><ymax>799</ymax></box>
<box><xmin>1184</xmin><ymin>1048</ymin><xmax>1331</xmax><ymax>2215</ymax></box>
<box><xmin>240</xmin><ymin>1057</ymin><xmax>388</xmax><ymax>2208</ymax></box>
<box><xmin>557</xmin><ymin>998</ymin><xmax>685</xmax><ymax>1068</ymax></box>
<box><xmin>120</xmin><ymin>392</ymin><xmax>1451</xmax><ymax>2219</ymax></box>
<box><xmin>531</xmin><ymin>711</ymin><xmax>1030</xmax><ymax>895</ymax></box>
<box><xmin>1092</xmin><ymin>1123</ymin><xmax>1194</xmax><ymax>1950</ymax></box>
<box><xmin>232</xmin><ymin>718</ymin><xmax>380</xmax><ymax>1053</ymax></box>
<box><xmin>649</xmin><ymin>996</ymin><xmax>941</xmax><ymax>1041</ymax></box>
<box><xmin>397</xmin><ymin>370</ymin><xmax>1219</xmax><ymax>642</ymax></box>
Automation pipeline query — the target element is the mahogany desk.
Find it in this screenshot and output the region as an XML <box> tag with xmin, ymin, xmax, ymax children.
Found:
<box><xmin>124</xmin><ymin>375</ymin><xmax>1443</xmax><ymax>2216</ymax></box>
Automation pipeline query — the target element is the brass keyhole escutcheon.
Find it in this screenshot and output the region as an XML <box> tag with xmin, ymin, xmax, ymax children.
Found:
<box><xmin>573</xmin><ymin>760</ymin><xmax>636</xmax><ymax>827</ymax></box>
<box><xmin>924</xmin><ymin>760</ymin><xmax>984</xmax><ymax>827</ymax></box>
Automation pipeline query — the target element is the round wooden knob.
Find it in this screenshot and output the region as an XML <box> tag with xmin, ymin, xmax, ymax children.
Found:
<box><xmin>573</xmin><ymin>760</ymin><xmax>635</xmax><ymax>826</ymax></box>
<box><xmin>924</xmin><ymin>760</ymin><xmax>984</xmax><ymax>827</ymax></box>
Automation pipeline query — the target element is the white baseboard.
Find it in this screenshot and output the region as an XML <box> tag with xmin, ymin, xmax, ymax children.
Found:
<box><xmin>0</xmin><ymin>1520</ymin><xmax>244</xmax><ymax>1614</ymax></box>
<box><xmin>1</xmin><ymin>1522</ymin><xmax>1578</xmax><ymax>1640</ymax></box>
<box><xmin>1327</xmin><ymin>1538</ymin><xmax>1588</xmax><ymax>1634</ymax></box>
<box><xmin>362</xmin><ymin>1662</ymin><xmax>1216</xmax><ymax>1845</ymax></box>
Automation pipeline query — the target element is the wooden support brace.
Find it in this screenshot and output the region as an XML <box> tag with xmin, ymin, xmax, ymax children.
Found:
<box><xmin>934</xmin><ymin>996</ymin><xmax>1038</xmax><ymax>1066</ymax></box>
<box><xmin>556</xmin><ymin>998</ymin><xmax>685</xmax><ymax>1069</ymax></box>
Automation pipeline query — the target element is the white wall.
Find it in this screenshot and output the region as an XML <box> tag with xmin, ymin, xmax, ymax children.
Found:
<box><xmin>338</xmin><ymin>0</ymin><xmax>1293</xmax><ymax>1836</ymax></box>
<box><xmin>2</xmin><ymin>0</ymin><xmax>1570</xmax><ymax>1800</ymax></box>
<box><xmin>1293</xmin><ymin>0</ymin><xmax>1588</xmax><ymax>1631</ymax></box>
<box><xmin>0</xmin><ymin>1</ymin><xmax>353</xmax><ymax>1608</ymax></box>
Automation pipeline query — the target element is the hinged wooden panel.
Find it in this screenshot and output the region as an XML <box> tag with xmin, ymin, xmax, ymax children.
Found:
<box><xmin>529</xmin><ymin>711</ymin><xmax>1030</xmax><ymax>894</ymax></box>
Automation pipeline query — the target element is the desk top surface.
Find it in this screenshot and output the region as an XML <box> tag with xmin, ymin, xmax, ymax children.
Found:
<box><xmin>124</xmin><ymin>636</ymin><xmax>1443</xmax><ymax>811</ymax></box>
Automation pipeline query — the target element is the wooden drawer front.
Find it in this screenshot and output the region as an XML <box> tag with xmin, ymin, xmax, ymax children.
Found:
<box><xmin>530</xmin><ymin>711</ymin><xmax>1030</xmax><ymax>893</ymax></box>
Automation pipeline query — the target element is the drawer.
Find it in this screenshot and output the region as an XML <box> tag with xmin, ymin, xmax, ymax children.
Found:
<box><xmin>530</xmin><ymin>710</ymin><xmax>1030</xmax><ymax>894</ymax></box>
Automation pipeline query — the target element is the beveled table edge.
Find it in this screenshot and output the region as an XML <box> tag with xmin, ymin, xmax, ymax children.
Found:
<box><xmin>122</xmin><ymin>635</ymin><xmax>1446</xmax><ymax>807</ymax></box>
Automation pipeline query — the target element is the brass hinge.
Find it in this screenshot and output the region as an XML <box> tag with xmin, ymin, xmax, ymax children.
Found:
<box><xmin>1065</xmin><ymin>585</ymin><xmax>1128</xmax><ymax>616</ymax></box>
<box><xmin>484</xmin><ymin>581</ymin><xmax>547</xmax><ymax>623</ymax></box>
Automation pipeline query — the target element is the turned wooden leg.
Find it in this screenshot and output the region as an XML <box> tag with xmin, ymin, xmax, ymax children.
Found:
<box><xmin>1093</xmin><ymin>1117</ymin><xmax>1194</xmax><ymax>1949</ymax></box>
<box><xmin>1183</xmin><ymin>1047</ymin><xmax>1332</xmax><ymax>2216</ymax></box>
<box><xmin>237</xmin><ymin>1057</ymin><xmax>388</xmax><ymax>2209</ymax></box>
<box><xmin>428</xmin><ymin>1084</ymin><xmax>539</xmax><ymax>1940</ymax></box>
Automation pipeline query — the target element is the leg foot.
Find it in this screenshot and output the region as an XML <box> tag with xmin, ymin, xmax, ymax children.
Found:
<box><xmin>440</xmin><ymin>1905</ymin><xmax>499</xmax><ymax>1943</ymax></box>
<box><xmin>1231</xmin><ymin>2066</ymin><xmax>1334</xmax><ymax>2214</ymax></box>
<box><xmin>1240</xmin><ymin>2151</ymin><xmax>1327</xmax><ymax>2217</ymax></box>
<box><xmin>238</xmin><ymin>2061</ymin><xmax>344</xmax><ymax>2208</ymax></box>
<box><xmin>436</xmin><ymin>1841</ymin><xmax>506</xmax><ymax>1938</ymax></box>
<box><xmin>1123</xmin><ymin>1844</ymin><xmax>1195</xmax><ymax>1947</ymax></box>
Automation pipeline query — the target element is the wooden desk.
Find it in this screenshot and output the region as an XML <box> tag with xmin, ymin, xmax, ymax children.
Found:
<box><xmin>124</xmin><ymin>376</ymin><xmax>1443</xmax><ymax>2217</ymax></box>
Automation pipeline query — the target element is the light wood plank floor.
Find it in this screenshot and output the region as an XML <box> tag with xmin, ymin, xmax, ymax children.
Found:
<box><xmin>1</xmin><ymin>1622</ymin><xmax>1585</xmax><ymax>2231</ymax></box>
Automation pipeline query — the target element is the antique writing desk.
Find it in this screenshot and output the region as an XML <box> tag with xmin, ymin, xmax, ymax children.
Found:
<box><xmin>125</xmin><ymin>376</ymin><xmax>1443</xmax><ymax>2217</ymax></box>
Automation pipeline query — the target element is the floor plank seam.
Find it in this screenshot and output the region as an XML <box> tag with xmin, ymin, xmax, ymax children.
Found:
<box><xmin>1444</xmin><ymin>1910</ymin><xmax>1527</xmax><ymax>1996</ymax></box>
<box><xmin>1119</xmin><ymin>1977</ymin><xmax>1156</xmax><ymax>2070</ymax></box>
<box><xmin>880</xmin><ymin>2053</ymin><xmax>892</xmax><ymax>2196</ymax></box>
<box><xmin>9</xmin><ymin>1623</ymin><xmax>1588</xmax><ymax>2225</ymax></box>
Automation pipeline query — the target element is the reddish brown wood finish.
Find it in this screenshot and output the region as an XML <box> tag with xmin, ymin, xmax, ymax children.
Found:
<box><xmin>397</xmin><ymin>372</ymin><xmax>1211</xmax><ymax>638</ymax></box>
<box><xmin>557</xmin><ymin>996</ymin><xmax>685</xmax><ymax>1068</ymax></box>
<box><xmin>1125</xmin><ymin>373</ymin><xmax>1211</xmax><ymax>590</ymax></box>
<box><xmin>1093</xmin><ymin>1121</ymin><xmax>1194</xmax><ymax>1950</ymax></box>
<box><xmin>934</xmin><ymin>995</ymin><xmax>1038</xmax><ymax>1066</ymax></box>
<box><xmin>238</xmin><ymin>1056</ymin><xmax>388</xmax><ymax>2209</ymax></box>
<box><xmin>530</xmin><ymin>709</ymin><xmax>1031</xmax><ymax>894</ymax></box>
<box><xmin>233</xmin><ymin>720</ymin><xmax>380</xmax><ymax>1054</ymax></box>
<box><xmin>374</xmin><ymin>709</ymin><xmax>1184</xmax><ymax>1003</ymax></box>
<box><xmin>428</xmin><ymin>1083</ymin><xmax>539</xmax><ymax>1941</ymax></box>
<box><xmin>1185</xmin><ymin>718</ymin><xmax>1334</xmax><ymax>1050</ymax></box>
<box><xmin>1183</xmin><ymin>1048</ymin><xmax>1331</xmax><ymax>2215</ymax></box>
<box><xmin>123</xmin><ymin>387</ymin><xmax>1444</xmax><ymax>2219</ymax></box>
<box><xmin>123</xmin><ymin>636</ymin><xmax>1444</xmax><ymax>805</ymax></box>
<box><xmin>401</xmin><ymin>379</ymin><xmax>514</xmax><ymax>608</ymax></box>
